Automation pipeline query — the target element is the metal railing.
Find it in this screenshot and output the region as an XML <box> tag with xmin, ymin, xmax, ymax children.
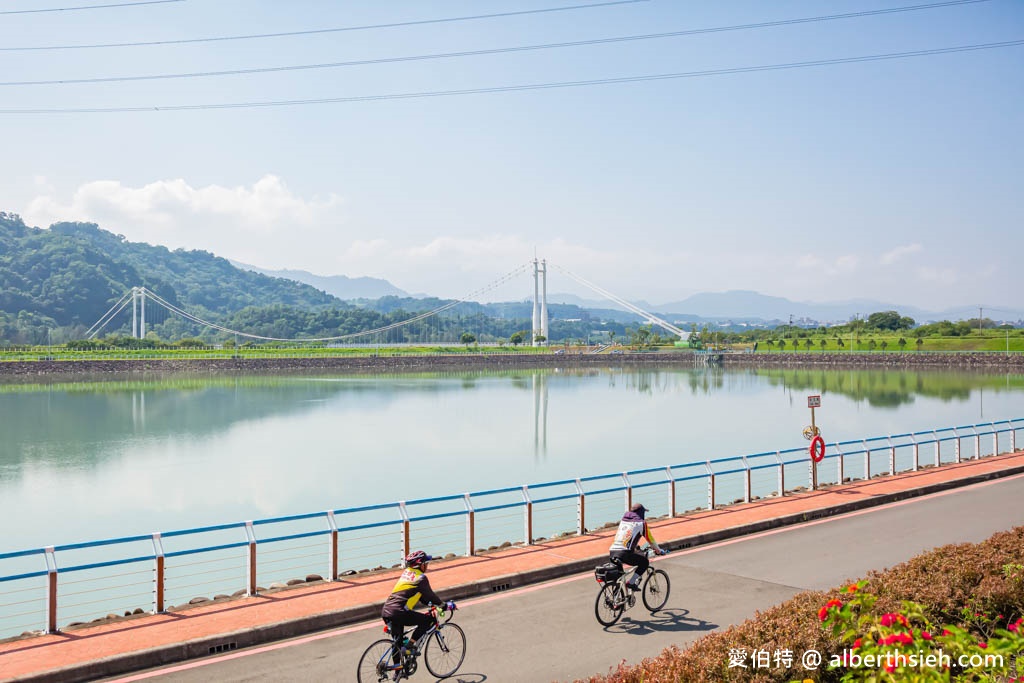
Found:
<box><xmin>0</xmin><ymin>418</ymin><xmax>1020</xmax><ymax>638</ymax></box>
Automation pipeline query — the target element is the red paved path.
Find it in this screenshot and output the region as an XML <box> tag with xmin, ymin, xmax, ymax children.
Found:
<box><xmin>3</xmin><ymin>451</ymin><xmax>1024</xmax><ymax>682</ymax></box>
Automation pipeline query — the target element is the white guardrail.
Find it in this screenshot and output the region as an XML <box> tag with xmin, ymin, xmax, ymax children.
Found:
<box><xmin>0</xmin><ymin>418</ymin><xmax>1020</xmax><ymax>639</ymax></box>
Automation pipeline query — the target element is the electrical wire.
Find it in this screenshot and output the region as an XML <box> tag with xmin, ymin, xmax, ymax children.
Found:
<box><xmin>0</xmin><ymin>0</ymin><xmax>182</xmax><ymax>15</ymax></box>
<box><xmin>0</xmin><ymin>0</ymin><xmax>994</xmax><ymax>87</ymax></box>
<box><xmin>3</xmin><ymin>39</ymin><xmax>1020</xmax><ymax>114</ymax></box>
<box><xmin>0</xmin><ymin>0</ymin><xmax>647</xmax><ymax>51</ymax></box>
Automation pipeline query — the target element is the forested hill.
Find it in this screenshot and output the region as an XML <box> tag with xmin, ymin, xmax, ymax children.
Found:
<box><xmin>0</xmin><ymin>212</ymin><xmax>344</xmax><ymax>337</ymax></box>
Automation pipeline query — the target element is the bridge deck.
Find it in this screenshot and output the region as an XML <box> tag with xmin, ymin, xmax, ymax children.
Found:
<box><xmin>3</xmin><ymin>450</ymin><xmax>1024</xmax><ymax>683</ymax></box>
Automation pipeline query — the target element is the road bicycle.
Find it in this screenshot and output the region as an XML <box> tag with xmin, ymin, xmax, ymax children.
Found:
<box><xmin>594</xmin><ymin>548</ymin><xmax>671</xmax><ymax>626</ymax></box>
<box><xmin>357</xmin><ymin>604</ymin><xmax>467</xmax><ymax>682</ymax></box>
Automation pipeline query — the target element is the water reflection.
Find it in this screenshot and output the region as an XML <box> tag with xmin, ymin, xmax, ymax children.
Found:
<box><xmin>0</xmin><ymin>367</ymin><xmax>1021</xmax><ymax>550</ymax></box>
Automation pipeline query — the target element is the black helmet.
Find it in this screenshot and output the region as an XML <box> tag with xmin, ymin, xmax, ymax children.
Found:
<box><xmin>629</xmin><ymin>502</ymin><xmax>647</xmax><ymax>518</ymax></box>
<box><xmin>405</xmin><ymin>550</ymin><xmax>432</xmax><ymax>568</ymax></box>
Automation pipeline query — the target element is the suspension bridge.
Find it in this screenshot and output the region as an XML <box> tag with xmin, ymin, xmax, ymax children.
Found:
<box><xmin>85</xmin><ymin>259</ymin><xmax>690</xmax><ymax>346</ymax></box>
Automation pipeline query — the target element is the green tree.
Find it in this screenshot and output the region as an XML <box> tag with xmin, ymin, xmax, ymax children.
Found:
<box><xmin>880</xmin><ymin>339</ymin><xmax>888</xmax><ymax>352</ymax></box>
<box><xmin>460</xmin><ymin>332</ymin><xmax>476</xmax><ymax>346</ymax></box>
<box><xmin>509</xmin><ymin>331</ymin><xmax>524</xmax><ymax>346</ymax></box>
<box><xmin>868</xmin><ymin>339</ymin><xmax>877</xmax><ymax>352</ymax></box>
<box><xmin>866</xmin><ymin>310</ymin><xmax>915</xmax><ymax>331</ymax></box>
<box><xmin>916</xmin><ymin>337</ymin><xmax>923</xmax><ymax>352</ymax></box>
<box><xmin>778</xmin><ymin>338</ymin><xmax>787</xmax><ymax>352</ymax></box>
<box><xmin>898</xmin><ymin>337</ymin><xmax>907</xmax><ymax>352</ymax></box>
<box><xmin>819</xmin><ymin>338</ymin><xmax>827</xmax><ymax>352</ymax></box>
<box><xmin>803</xmin><ymin>338</ymin><xmax>812</xmax><ymax>352</ymax></box>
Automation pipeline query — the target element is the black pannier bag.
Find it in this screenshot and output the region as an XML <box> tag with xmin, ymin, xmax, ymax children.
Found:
<box><xmin>594</xmin><ymin>561</ymin><xmax>623</xmax><ymax>583</ymax></box>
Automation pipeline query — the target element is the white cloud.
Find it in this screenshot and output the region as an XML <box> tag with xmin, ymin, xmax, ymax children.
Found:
<box><xmin>915</xmin><ymin>265</ymin><xmax>958</xmax><ymax>284</ymax></box>
<box><xmin>880</xmin><ymin>243</ymin><xmax>923</xmax><ymax>265</ymax></box>
<box><xmin>20</xmin><ymin>176</ymin><xmax>697</xmax><ymax>302</ymax></box>
<box><xmin>23</xmin><ymin>175</ymin><xmax>346</xmax><ymax>267</ymax></box>
<box><xmin>796</xmin><ymin>253</ymin><xmax>859</xmax><ymax>275</ymax></box>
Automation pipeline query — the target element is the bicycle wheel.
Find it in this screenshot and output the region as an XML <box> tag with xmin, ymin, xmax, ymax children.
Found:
<box><xmin>424</xmin><ymin>622</ymin><xmax>467</xmax><ymax>678</ymax></box>
<box><xmin>595</xmin><ymin>583</ymin><xmax>625</xmax><ymax>626</ymax></box>
<box><xmin>357</xmin><ymin>638</ymin><xmax>400</xmax><ymax>683</ymax></box>
<box><xmin>642</xmin><ymin>569</ymin><xmax>671</xmax><ymax>612</ymax></box>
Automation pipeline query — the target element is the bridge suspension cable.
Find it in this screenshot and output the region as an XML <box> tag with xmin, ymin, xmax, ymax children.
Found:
<box><xmin>550</xmin><ymin>263</ymin><xmax>689</xmax><ymax>340</ymax></box>
<box><xmin>88</xmin><ymin>263</ymin><xmax>533</xmax><ymax>342</ymax></box>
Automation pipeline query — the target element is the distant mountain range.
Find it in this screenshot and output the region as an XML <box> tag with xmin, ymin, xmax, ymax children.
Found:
<box><xmin>542</xmin><ymin>291</ymin><xmax>1021</xmax><ymax>325</ymax></box>
<box><xmin>231</xmin><ymin>262</ymin><xmax>408</xmax><ymax>300</ymax></box>
<box><xmin>232</xmin><ymin>258</ymin><xmax>1016</xmax><ymax>324</ymax></box>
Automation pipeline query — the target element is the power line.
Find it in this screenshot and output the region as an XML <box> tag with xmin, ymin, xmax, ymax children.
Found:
<box><xmin>0</xmin><ymin>0</ymin><xmax>994</xmax><ymax>88</ymax></box>
<box><xmin>0</xmin><ymin>0</ymin><xmax>182</xmax><ymax>15</ymax></box>
<box><xmin>2</xmin><ymin>38</ymin><xmax>1020</xmax><ymax>114</ymax></box>
<box><xmin>0</xmin><ymin>0</ymin><xmax>647</xmax><ymax>51</ymax></box>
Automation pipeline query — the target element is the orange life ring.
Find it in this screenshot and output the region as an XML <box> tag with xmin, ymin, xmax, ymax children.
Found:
<box><xmin>809</xmin><ymin>435</ymin><xmax>826</xmax><ymax>463</ymax></box>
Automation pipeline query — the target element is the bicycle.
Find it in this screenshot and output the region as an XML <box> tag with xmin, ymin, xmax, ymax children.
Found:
<box><xmin>356</xmin><ymin>604</ymin><xmax>467</xmax><ymax>682</ymax></box>
<box><xmin>593</xmin><ymin>547</ymin><xmax>671</xmax><ymax>626</ymax></box>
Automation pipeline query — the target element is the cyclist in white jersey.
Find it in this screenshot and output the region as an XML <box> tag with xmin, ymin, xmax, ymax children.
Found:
<box><xmin>608</xmin><ymin>503</ymin><xmax>666</xmax><ymax>590</ymax></box>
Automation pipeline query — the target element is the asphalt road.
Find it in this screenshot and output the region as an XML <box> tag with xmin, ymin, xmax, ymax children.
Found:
<box><xmin>104</xmin><ymin>473</ymin><xmax>1024</xmax><ymax>683</ymax></box>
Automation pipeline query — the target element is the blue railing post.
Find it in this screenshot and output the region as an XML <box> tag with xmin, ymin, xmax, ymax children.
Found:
<box><xmin>245</xmin><ymin>521</ymin><xmax>257</xmax><ymax>596</ymax></box>
<box><xmin>521</xmin><ymin>486</ymin><xmax>533</xmax><ymax>545</ymax></box>
<box><xmin>741</xmin><ymin>456</ymin><xmax>751</xmax><ymax>503</ymax></box>
<box><xmin>664</xmin><ymin>467</ymin><xmax>676</xmax><ymax>517</ymax></box>
<box><xmin>574</xmin><ymin>479</ymin><xmax>586</xmax><ymax>535</ymax></box>
<box><xmin>326</xmin><ymin>511</ymin><xmax>338</xmax><ymax>582</ymax></box>
<box><xmin>44</xmin><ymin>546</ymin><xmax>57</xmax><ymax>633</ymax></box>
<box><xmin>705</xmin><ymin>462</ymin><xmax>715</xmax><ymax>510</ymax></box>
<box><xmin>398</xmin><ymin>502</ymin><xmax>410</xmax><ymax>559</ymax></box>
<box><xmin>151</xmin><ymin>533</ymin><xmax>165</xmax><ymax>613</ymax></box>
<box><xmin>462</xmin><ymin>494</ymin><xmax>474</xmax><ymax>557</ymax></box>
<box><xmin>775</xmin><ymin>451</ymin><xmax>784</xmax><ymax>496</ymax></box>
<box><xmin>808</xmin><ymin>450</ymin><xmax>817</xmax><ymax>491</ymax></box>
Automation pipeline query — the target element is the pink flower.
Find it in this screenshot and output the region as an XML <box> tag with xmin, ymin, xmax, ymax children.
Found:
<box><xmin>978</xmin><ymin>641</ymin><xmax>987</xmax><ymax>649</ymax></box>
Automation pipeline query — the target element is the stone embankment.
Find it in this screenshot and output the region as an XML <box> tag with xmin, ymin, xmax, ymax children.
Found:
<box><xmin>721</xmin><ymin>351</ymin><xmax>1024</xmax><ymax>369</ymax></box>
<box><xmin>0</xmin><ymin>351</ymin><xmax>1021</xmax><ymax>377</ymax></box>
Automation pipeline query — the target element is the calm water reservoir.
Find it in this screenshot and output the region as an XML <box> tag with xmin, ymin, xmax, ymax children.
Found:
<box><xmin>2</xmin><ymin>366</ymin><xmax>1023</xmax><ymax>552</ymax></box>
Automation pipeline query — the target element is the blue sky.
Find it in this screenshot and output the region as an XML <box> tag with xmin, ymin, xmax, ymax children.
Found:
<box><xmin>1</xmin><ymin>0</ymin><xmax>1021</xmax><ymax>313</ymax></box>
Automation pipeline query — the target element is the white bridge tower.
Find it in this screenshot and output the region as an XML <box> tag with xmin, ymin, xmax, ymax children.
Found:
<box><xmin>531</xmin><ymin>258</ymin><xmax>548</xmax><ymax>346</ymax></box>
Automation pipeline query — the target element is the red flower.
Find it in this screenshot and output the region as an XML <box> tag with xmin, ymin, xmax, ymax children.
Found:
<box><xmin>920</xmin><ymin>630</ymin><xmax>933</xmax><ymax>640</ymax></box>
<box><xmin>885</xmin><ymin>663</ymin><xmax>896</xmax><ymax>673</ymax></box>
<box><xmin>818</xmin><ymin>599</ymin><xmax>843</xmax><ymax>621</ymax></box>
<box><xmin>880</xmin><ymin>613</ymin><xmax>908</xmax><ymax>628</ymax></box>
<box><xmin>847</xmin><ymin>583</ymin><xmax>859</xmax><ymax>593</ymax></box>
<box><xmin>978</xmin><ymin>641</ymin><xmax>987</xmax><ymax>649</ymax></box>
<box><xmin>853</xmin><ymin>638</ymin><xmax>862</xmax><ymax>649</ymax></box>
<box><xmin>943</xmin><ymin>629</ymin><xmax>953</xmax><ymax>636</ymax></box>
